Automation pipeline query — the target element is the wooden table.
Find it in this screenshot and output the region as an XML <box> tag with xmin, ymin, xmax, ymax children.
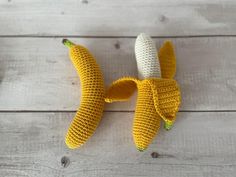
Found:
<box><xmin>0</xmin><ymin>0</ymin><xmax>236</xmax><ymax>176</ymax></box>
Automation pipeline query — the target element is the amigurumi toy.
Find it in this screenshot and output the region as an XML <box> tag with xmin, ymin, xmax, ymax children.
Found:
<box><xmin>105</xmin><ymin>33</ymin><xmax>181</xmax><ymax>151</ymax></box>
<box><xmin>63</xmin><ymin>39</ymin><xmax>105</xmax><ymax>149</ymax></box>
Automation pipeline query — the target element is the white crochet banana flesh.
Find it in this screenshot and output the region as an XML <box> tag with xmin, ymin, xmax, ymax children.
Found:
<box><xmin>135</xmin><ymin>33</ymin><xmax>161</xmax><ymax>79</ymax></box>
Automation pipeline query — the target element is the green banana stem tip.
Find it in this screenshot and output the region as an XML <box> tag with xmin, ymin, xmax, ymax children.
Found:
<box><xmin>62</xmin><ymin>39</ymin><xmax>75</xmax><ymax>48</ymax></box>
<box><xmin>164</xmin><ymin>122</ymin><xmax>173</xmax><ymax>130</ymax></box>
<box><xmin>137</xmin><ymin>147</ymin><xmax>146</xmax><ymax>152</ymax></box>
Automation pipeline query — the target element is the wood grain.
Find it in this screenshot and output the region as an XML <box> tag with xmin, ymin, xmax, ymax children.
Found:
<box><xmin>0</xmin><ymin>37</ymin><xmax>236</xmax><ymax>111</ymax></box>
<box><xmin>0</xmin><ymin>1</ymin><xmax>235</xmax><ymax>176</ymax></box>
<box><xmin>0</xmin><ymin>0</ymin><xmax>235</xmax><ymax>36</ymax></box>
<box><xmin>0</xmin><ymin>112</ymin><xmax>235</xmax><ymax>177</ymax></box>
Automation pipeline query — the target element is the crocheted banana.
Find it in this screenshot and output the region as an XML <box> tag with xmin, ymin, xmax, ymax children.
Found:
<box><xmin>105</xmin><ymin>34</ymin><xmax>181</xmax><ymax>151</ymax></box>
<box><xmin>63</xmin><ymin>39</ymin><xmax>105</xmax><ymax>149</ymax></box>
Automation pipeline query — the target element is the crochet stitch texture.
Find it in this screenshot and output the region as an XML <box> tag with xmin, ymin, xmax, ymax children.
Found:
<box><xmin>105</xmin><ymin>34</ymin><xmax>181</xmax><ymax>151</ymax></box>
<box><xmin>63</xmin><ymin>39</ymin><xmax>105</xmax><ymax>149</ymax></box>
<box><xmin>135</xmin><ymin>33</ymin><xmax>161</xmax><ymax>79</ymax></box>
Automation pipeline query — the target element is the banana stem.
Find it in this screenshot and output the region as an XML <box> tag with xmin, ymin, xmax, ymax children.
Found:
<box><xmin>62</xmin><ymin>39</ymin><xmax>75</xmax><ymax>48</ymax></box>
<box><xmin>164</xmin><ymin>121</ymin><xmax>173</xmax><ymax>130</ymax></box>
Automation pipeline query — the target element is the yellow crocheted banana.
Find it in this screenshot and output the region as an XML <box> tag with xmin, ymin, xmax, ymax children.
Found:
<box><xmin>105</xmin><ymin>34</ymin><xmax>181</xmax><ymax>151</ymax></box>
<box><xmin>63</xmin><ymin>39</ymin><xmax>105</xmax><ymax>149</ymax></box>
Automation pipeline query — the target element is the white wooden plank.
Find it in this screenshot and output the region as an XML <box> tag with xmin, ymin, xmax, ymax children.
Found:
<box><xmin>0</xmin><ymin>112</ymin><xmax>235</xmax><ymax>177</ymax></box>
<box><xmin>0</xmin><ymin>37</ymin><xmax>236</xmax><ymax>111</ymax></box>
<box><xmin>0</xmin><ymin>0</ymin><xmax>235</xmax><ymax>36</ymax></box>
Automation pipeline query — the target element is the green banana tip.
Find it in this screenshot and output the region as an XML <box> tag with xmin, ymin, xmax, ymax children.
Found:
<box><xmin>137</xmin><ymin>147</ymin><xmax>146</xmax><ymax>152</ymax></box>
<box><xmin>62</xmin><ymin>39</ymin><xmax>75</xmax><ymax>48</ymax></box>
<box><xmin>164</xmin><ymin>122</ymin><xmax>173</xmax><ymax>130</ymax></box>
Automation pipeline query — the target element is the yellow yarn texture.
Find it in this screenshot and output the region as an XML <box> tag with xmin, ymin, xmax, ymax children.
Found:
<box><xmin>159</xmin><ymin>41</ymin><xmax>176</xmax><ymax>79</ymax></box>
<box><xmin>105</xmin><ymin>41</ymin><xmax>181</xmax><ymax>151</ymax></box>
<box><xmin>64</xmin><ymin>40</ymin><xmax>105</xmax><ymax>149</ymax></box>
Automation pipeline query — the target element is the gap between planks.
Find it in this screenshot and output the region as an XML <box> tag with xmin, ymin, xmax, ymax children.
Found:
<box><xmin>1</xmin><ymin>110</ymin><xmax>236</xmax><ymax>113</ymax></box>
<box><xmin>1</xmin><ymin>35</ymin><xmax>236</xmax><ymax>38</ymax></box>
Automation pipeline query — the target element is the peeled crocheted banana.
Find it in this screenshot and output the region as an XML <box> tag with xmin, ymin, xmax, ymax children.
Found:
<box><xmin>105</xmin><ymin>34</ymin><xmax>181</xmax><ymax>151</ymax></box>
<box><xmin>135</xmin><ymin>33</ymin><xmax>178</xmax><ymax>130</ymax></box>
<box><xmin>63</xmin><ymin>39</ymin><xmax>105</xmax><ymax>149</ymax></box>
